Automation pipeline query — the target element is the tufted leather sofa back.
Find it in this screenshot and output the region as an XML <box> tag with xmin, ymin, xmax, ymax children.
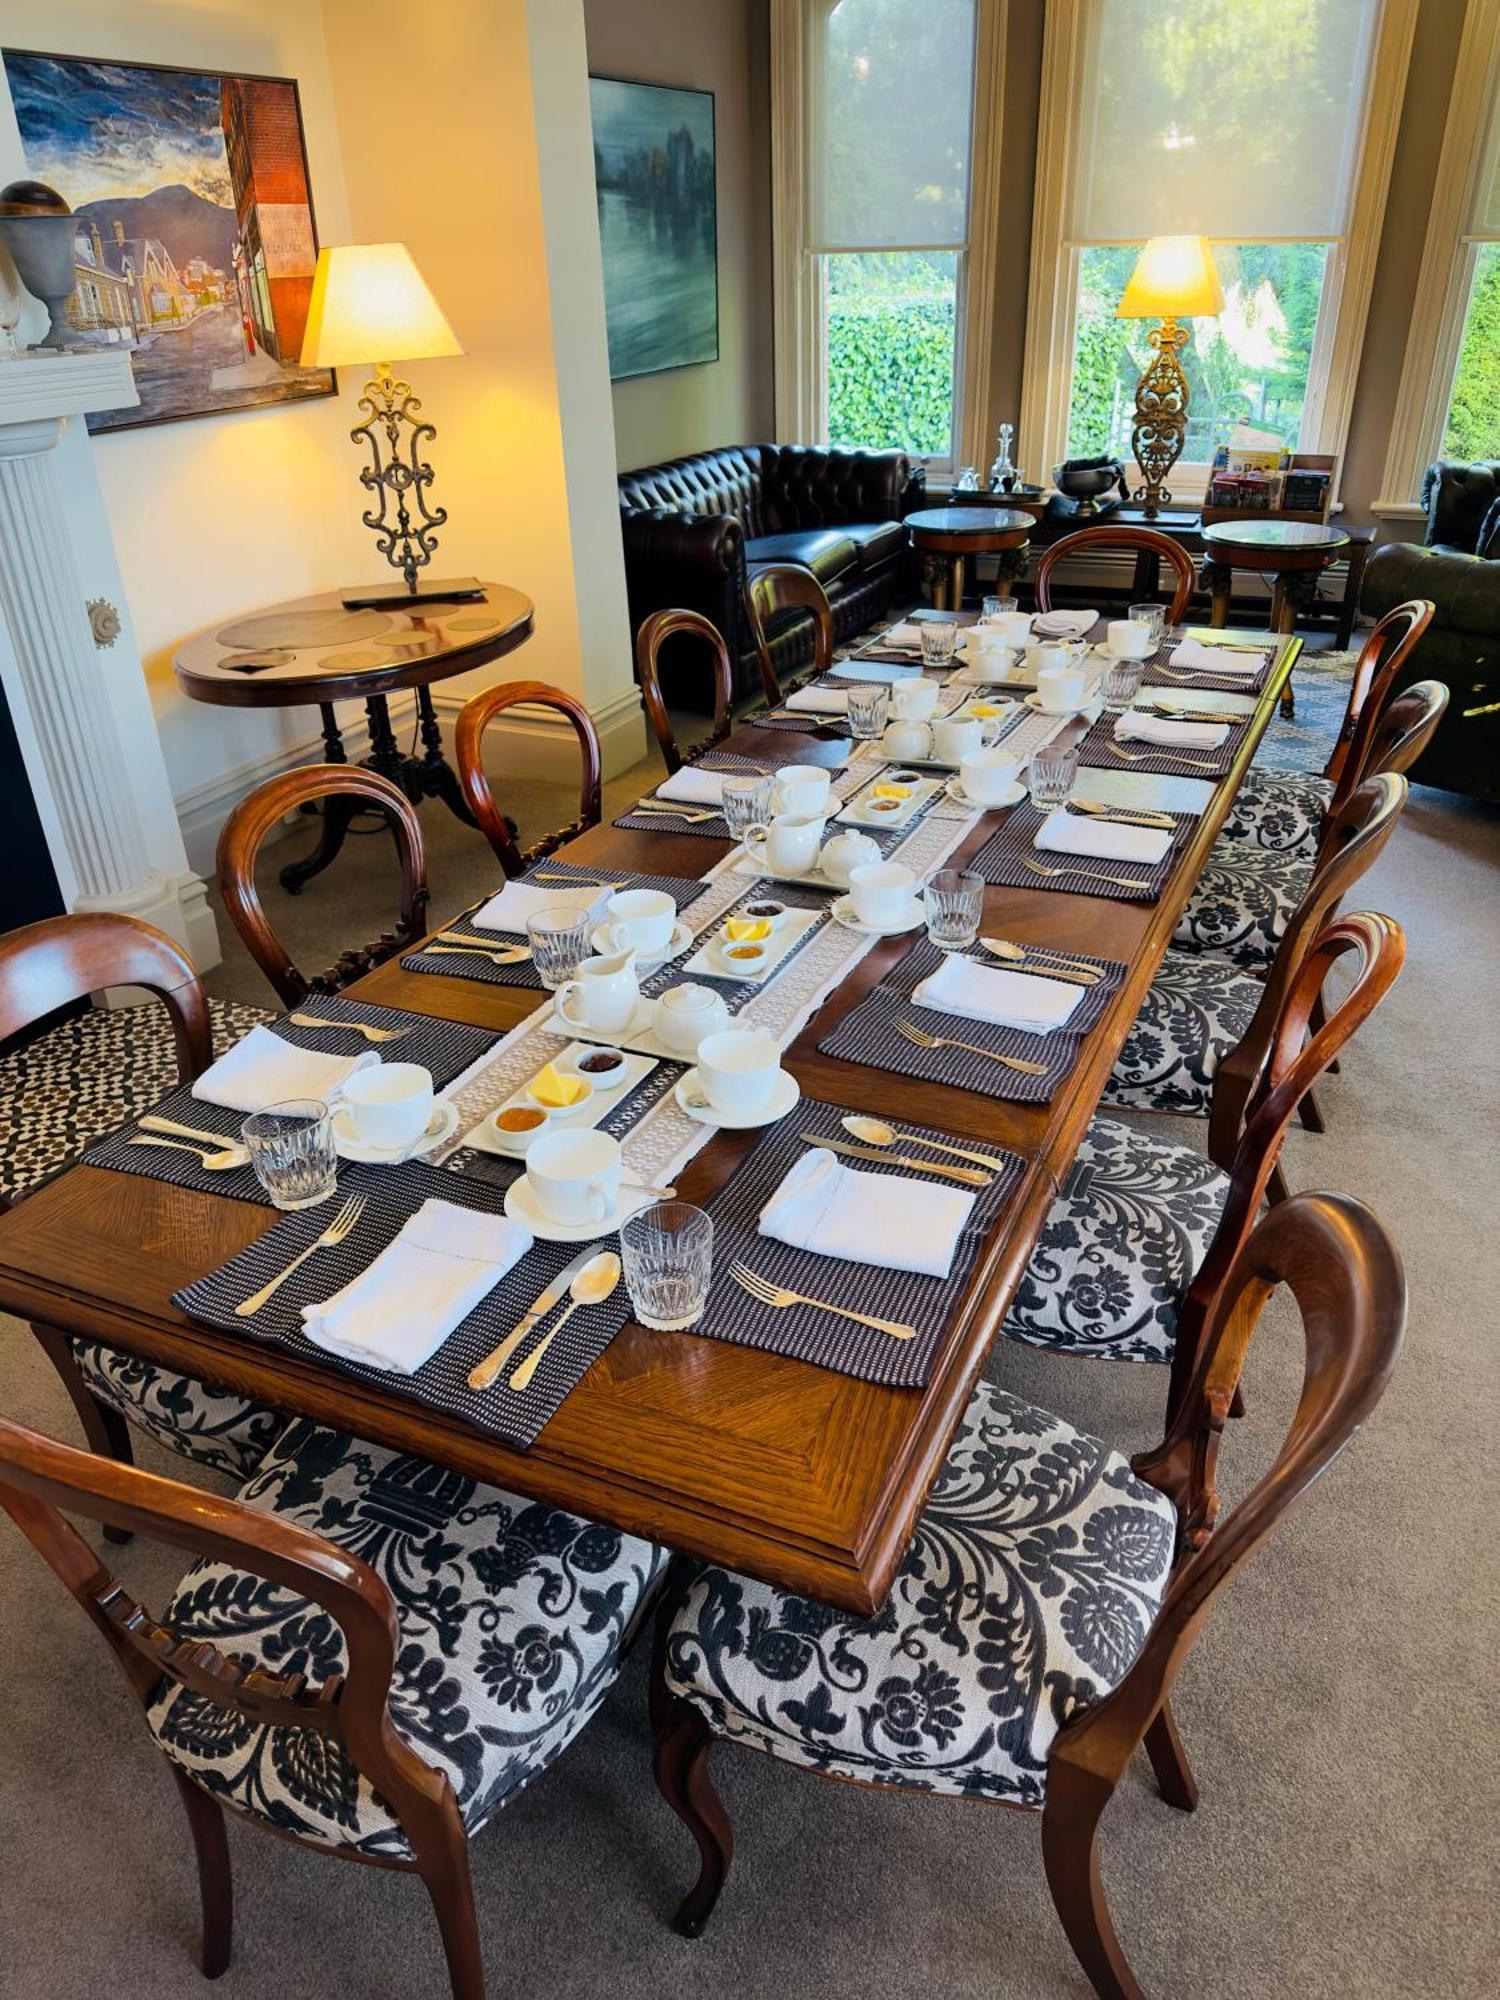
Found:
<box><xmin>618</xmin><ymin>447</ymin><xmax>769</xmax><ymax>537</ymax></box>
<box><xmin>1421</xmin><ymin>459</ymin><xmax>1500</xmax><ymax>554</ymax></box>
<box><xmin>618</xmin><ymin>443</ymin><xmax>915</xmax><ymax>540</ymax></box>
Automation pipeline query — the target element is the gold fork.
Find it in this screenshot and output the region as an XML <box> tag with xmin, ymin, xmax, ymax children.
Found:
<box><xmin>531</xmin><ymin>872</ymin><xmax>626</xmax><ymax>888</ymax></box>
<box><xmin>439</xmin><ymin>933</ymin><xmax>534</xmax><ymax>955</ymax></box>
<box><xmin>126</xmin><ymin>1134</ymin><xmax>248</xmax><ymax>1171</ymax></box>
<box><xmin>632</xmin><ymin>801</ymin><xmax>720</xmax><ymax>824</ymax></box>
<box><xmin>233</xmin><ymin>1193</ymin><xmax>368</xmax><ymax>1317</ymax></box>
<box><xmin>1023</xmin><ymin>858</ymin><xmax>1153</xmax><ymax>892</ymax></box>
<box><xmin>895</xmin><ymin>1019</ymin><xmax>1048</xmax><ymax>1075</ymax></box>
<box><xmin>1108</xmin><ymin>742</ymin><xmax>1218</xmax><ymax>774</ymax></box>
<box><xmin>287</xmin><ymin>1010</ymin><xmax>410</xmax><ymax>1043</ymax></box>
<box><xmin>730</xmin><ymin>1260</ymin><xmax>915</xmax><ymax>1341</ymax></box>
<box><xmin>424</xmin><ymin>943</ymin><xmax>533</xmax><ymax>968</ymax></box>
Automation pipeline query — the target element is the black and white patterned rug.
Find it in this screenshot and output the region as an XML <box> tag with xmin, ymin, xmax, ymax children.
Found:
<box><xmin>0</xmin><ymin>998</ymin><xmax>269</xmax><ymax>1204</ymax></box>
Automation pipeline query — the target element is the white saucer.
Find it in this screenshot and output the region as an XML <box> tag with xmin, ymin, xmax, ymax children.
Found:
<box><xmin>945</xmin><ymin>775</ymin><xmax>1026</xmax><ymax>810</ymax></box>
<box><xmin>589</xmin><ymin>918</ymin><xmax>693</xmax><ymax>967</ymax></box>
<box><xmin>673</xmin><ymin>1067</ymin><xmax>801</xmax><ymax>1129</ymax></box>
<box><xmin>553</xmin><ymin>994</ymin><xmax>657</xmax><ymax>1046</ymax></box>
<box><xmin>1023</xmin><ymin>691</ymin><xmax>1100</xmax><ymax>720</ymax></box>
<box><xmin>330</xmin><ymin>1098</ymin><xmax>459</xmax><ymax>1165</ymax></box>
<box><xmin>502</xmin><ymin>1172</ymin><xmax>658</xmax><ymax>1243</ymax></box>
<box><xmin>831</xmin><ymin>891</ymin><xmax>926</xmax><ymax>937</ymax></box>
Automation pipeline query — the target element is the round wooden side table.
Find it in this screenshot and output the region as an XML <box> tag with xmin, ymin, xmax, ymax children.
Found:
<box><xmin>1202</xmin><ymin>520</ymin><xmax>1349</xmax><ymax>715</ymax></box>
<box><xmin>906</xmin><ymin>505</ymin><xmax>1033</xmax><ymax>611</ymax></box>
<box><xmin>175</xmin><ymin>582</ymin><xmax>534</xmax><ymax>891</ymax></box>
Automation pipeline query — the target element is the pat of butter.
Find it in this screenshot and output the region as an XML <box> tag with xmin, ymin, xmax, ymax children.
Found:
<box><xmin>531</xmin><ymin>1062</ymin><xmax>588</xmax><ymax>1108</ymax></box>
<box><xmin>967</xmin><ymin>703</ymin><xmax>1002</xmax><ymax>718</ymax></box>
<box><xmin>872</xmin><ymin>783</ymin><xmax>913</xmax><ymax>800</ymax></box>
<box><xmin>725</xmin><ymin>916</ymin><xmax>773</xmax><ymax>942</ymax></box>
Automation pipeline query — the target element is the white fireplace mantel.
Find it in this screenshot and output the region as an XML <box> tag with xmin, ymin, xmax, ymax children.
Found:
<box><xmin>0</xmin><ymin>351</ymin><xmax>218</xmax><ymax>966</ymax></box>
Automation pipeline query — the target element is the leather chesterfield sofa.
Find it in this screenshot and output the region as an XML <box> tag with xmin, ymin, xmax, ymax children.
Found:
<box><xmin>618</xmin><ymin>444</ymin><xmax>924</xmax><ymax>705</ymax></box>
<box><xmin>1361</xmin><ymin>459</ymin><xmax>1500</xmax><ymax>802</ymax></box>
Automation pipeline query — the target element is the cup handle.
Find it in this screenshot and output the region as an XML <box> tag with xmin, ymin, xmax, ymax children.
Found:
<box><xmin>742</xmin><ymin>823</ymin><xmax>769</xmax><ymax>853</ymax></box>
<box><xmin>979</xmin><ymin>717</ymin><xmax>1003</xmax><ymax>746</ymax></box>
<box><xmin>585</xmin><ymin>1179</ymin><xmax>611</xmax><ymax>1221</ymax></box>
<box><xmin>556</xmin><ymin>982</ymin><xmax>582</xmax><ymax>1024</ymax></box>
<box><xmin>605</xmin><ymin>923</ymin><xmax>628</xmax><ymax>954</ymax></box>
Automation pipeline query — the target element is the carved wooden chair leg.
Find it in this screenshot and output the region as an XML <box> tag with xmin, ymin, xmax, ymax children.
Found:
<box><xmin>1142</xmin><ymin>1701</ymin><xmax>1199</xmax><ymax>1812</ymax></box>
<box><xmin>1267</xmin><ymin>1157</ymin><xmax>1293</xmax><ymax>1207</ymax></box>
<box><xmin>1041</xmin><ymin>1759</ymin><xmax>1145</xmax><ymax>2000</ymax></box>
<box><xmin>1297</xmin><ymin>1086</ymin><xmax>1327</xmax><ymax>1133</ymax></box>
<box><xmin>1307</xmin><ymin>989</ymin><xmax>1339</xmax><ymax>1073</ymax></box>
<box><xmin>1229</xmin><ymin>1385</ymin><xmax>1248</xmax><ymax>1420</ymax></box>
<box><xmin>653</xmin><ymin>1696</ymin><xmax>734</xmax><ymax>1938</ymax></box>
<box><xmin>412</xmin><ymin>1820</ymin><xmax>486</xmax><ymax>2000</ymax></box>
<box><xmin>28</xmin><ymin>1324</ymin><xmax>135</xmax><ymax>1543</ymax></box>
<box><xmin>170</xmin><ymin>1767</ymin><xmax>233</xmax><ymax>1979</ymax></box>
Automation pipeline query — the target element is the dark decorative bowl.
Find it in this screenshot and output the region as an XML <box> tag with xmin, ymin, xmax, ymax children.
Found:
<box><xmin>1052</xmin><ymin>458</ymin><xmax>1127</xmax><ymax>515</ymax></box>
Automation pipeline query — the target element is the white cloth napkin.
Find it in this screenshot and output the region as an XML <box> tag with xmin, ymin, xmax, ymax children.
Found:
<box><xmin>881</xmin><ymin>622</ymin><xmax>924</xmax><ymax>648</ymax></box>
<box><xmin>911</xmin><ymin>953</ymin><xmax>1081</xmax><ymax>1034</ymax></box>
<box><xmin>1116</xmin><ymin>710</ymin><xmax>1228</xmax><ymax>750</ymax></box>
<box><xmin>656</xmin><ymin>766</ymin><xmax>726</xmax><ymax>805</ymax></box>
<box><xmin>191</xmin><ymin>1025</ymin><xmax>377</xmax><ymax>1114</ymax></box>
<box><xmin>472</xmin><ymin>878</ymin><xmax>608</xmax><ymax>935</ymax></box>
<box><xmin>758</xmin><ymin>1148</ymin><xmax>974</xmax><ymax>1281</ymax></box>
<box><xmin>300</xmin><ymin>1199</ymin><xmax>534</xmax><ymax>1375</ymax></box>
<box><xmin>1033</xmin><ymin>609</ymin><xmax>1098</xmax><ymax>640</ymax></box>
<box><xmin>784</xmin><ymin>684</ymin><xmax>849</xmax><ymax>714</ymax></box>
<box><xmin>1168</xmin><ymin>638</ymin><xmax>1267</xmax><ymax>675</ymax></box>
<box><xmin>830</xmin><ymin>655</ymin><xmax>921</xmax><ymax>682</ymax></box>
<box><xmin>1035</xmin><ymin>807</ymin><xmax>1172</xmax><ymax>865</ymax></box>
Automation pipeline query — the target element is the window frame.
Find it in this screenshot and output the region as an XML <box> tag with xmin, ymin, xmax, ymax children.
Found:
<box><xmin>770</xmin><ymin>0</ymin><xmax>1006</xmax><ymax>477</ymax></box>
<box><xmin>1020</xmin><ymin>0</ymin><xmax>1417</xmax><ymax>508</ymax></box>
<box><xmin>1376</xmin><ymin>0</ymin><xmax>1500</xmax><ymax>517</ymax></box>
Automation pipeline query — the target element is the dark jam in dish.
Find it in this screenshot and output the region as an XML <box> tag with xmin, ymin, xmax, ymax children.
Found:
<box><xmin>744</xmin><ymin>902</ymin><xmax>783</xmax><ymax>918</ymax></box>
<box><xmin>578</xmin><ymin>1050</ymin><xmax>626</xmax><ymax>1074</ymax></box>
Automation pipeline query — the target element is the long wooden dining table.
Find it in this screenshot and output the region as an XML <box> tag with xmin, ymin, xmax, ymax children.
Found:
<box><xmin>0</xmin><ymin>630</ymin><xmax>1296</xmax><ymax>1613</ymax></box>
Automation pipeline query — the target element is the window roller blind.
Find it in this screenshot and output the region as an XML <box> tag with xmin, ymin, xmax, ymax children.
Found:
<box><xmin>1072</xmin><ymin>0</ymin><xmax>1381</xmax><ymax>243</ymax></box>
<box><xmin>807</xmin><ymin>0</ymin><xmax>976</xmax><ymax>251</ymax></box>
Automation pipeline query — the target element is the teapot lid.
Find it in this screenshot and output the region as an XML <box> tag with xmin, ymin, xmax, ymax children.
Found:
<box><xmin>660</xmin><ymin>980</ymin><xmax>717</xmax><ymax>1008</ymax></box>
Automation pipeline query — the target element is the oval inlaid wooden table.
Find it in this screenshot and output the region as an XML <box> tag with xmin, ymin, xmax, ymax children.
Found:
<box><xmin>174</xmin><ymin>582</ymin><xmax>534</xmax><ymax>891</ymax></box>
<box><xmin>1202</xmin><ymin>520</ymin><xmax>1349</xmax><ymax>717</ymax></box>
<box><xmin>906</xmin><ymin>505</ymin><xmax>1034</xmax><ymax>610</ymax></box>
<box><xmin>0</xmin><ymin>625</ymin><xmax>1298</xmax><ymax>1612</ymax></box>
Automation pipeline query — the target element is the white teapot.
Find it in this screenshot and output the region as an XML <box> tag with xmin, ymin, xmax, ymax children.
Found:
<box><xmin>817</xmin><ymin>828</ymin><xmax>881</xmax><ymax>887</ymax></box>
<box><xmin>652</xmin><ymin>980</ymin><xmax>731</xmax><ymax>1057</ymax></box>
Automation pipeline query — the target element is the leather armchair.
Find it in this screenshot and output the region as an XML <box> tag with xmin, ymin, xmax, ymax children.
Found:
<box><xmin>1361</xmin><ymin>461</ymin><xmax>1500</xmax><ymax>802</ymax></box>
<box><xmin>618</xmin><ymin>444</ymin><xmax>923</xmax><ymax>705</ymax></box>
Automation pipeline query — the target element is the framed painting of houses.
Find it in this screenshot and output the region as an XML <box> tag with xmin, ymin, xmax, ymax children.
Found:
<box><xmin>589</xmin><ymin>75</ymin><xmax>718</xmax><ymax>382</ymax></box>
<box><xmin>0</xmin><ymin>50</ymin><xmax>335</xmax><ymax>432</ymax></box>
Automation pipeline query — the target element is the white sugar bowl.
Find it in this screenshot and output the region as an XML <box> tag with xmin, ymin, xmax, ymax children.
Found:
<box><xmin>817</xmin><ymin>828</ymin><xmax>881</xmax><ymax>887</ymax></box>
<box><xmin>653</xmin><ymin>980</ymin><xmax>731</xmax><ymax>1057</ymax></box>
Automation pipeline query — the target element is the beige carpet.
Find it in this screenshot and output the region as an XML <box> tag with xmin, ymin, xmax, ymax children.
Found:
<box><xmin>1</xmin><ymin>767</ymin><xmax>1496</xmax><ymax>2000</ymax></box>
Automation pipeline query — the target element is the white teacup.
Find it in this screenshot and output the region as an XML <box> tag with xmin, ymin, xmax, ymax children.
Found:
<box><xmin>1025</xmin><ymin>639</ymin><xmax>1078</xmax><ymax>680</ymax></box>
<box><xmin>525</xmin><ymin>1128</ymin><xmax>623</xmax><ymax>1226</ymax></box>
<box><xmin>931</xmin><ymin>713</ymin><xmax>994</xmax><ymax>764</ymax></box>
<box><xmin>988</xmin><ymin>610</ymin><xmax>1033</xmax><ymax>646</ymax></box>
<box><xmin>959</xmin><ymin>747</ymin><xmax>1022</xmax><ymax>804</ymax></box>
<box><xmin>696</xmin><ymin>1027</ymin><xmax>782</xmax><ymax>1119</ymax></box>
<box><xmin>881</xmin><ymin>718</ymin><xmax>932</xmax><ymax>762</ymax></box>
<box><xmin>772</xmin><ymin>764</ymin><xmax>832</xmax><ymax>817</ymax></box>
<box><xmin>603</xmin><ymin>887</ymin><xmax>676</xmax><ymax>957</ymax></box>
<box><xmin>970</xmin><ymin>641</ymin><xmax>1019</xmax><ymax>683</ymax></box>
<box><xmin>555</xmin><ymin>948</ymin><xmax>640</xmax><ymax>1034</ymax></box>
<box><xmin>848</xmin><ymin>860</ymin><xmax>918</xmax><ymax>929</ymax></box>
<box><xmin>1036</xmin><ymin>663</ymin><xmax>1089</xmax><ymax>713</ymax></box>
<box><xmin>339</xmin><ymin>1062</ymin><xmax>434</xmax><ymax>1152</ymax></box>
<box><xmin>744</xmin><ymin>811</ymin><xmax>826</xmax><ymax>876</ymax></box>
<box><xmin>1106</xmin><ymin>618</ymin><xmax>1155</xmax><ymax>660</ymax></box>
<box><xmin>890</xmin><ymin>677</ymin><xmax>940</xmax><ymax>722</ymax></box>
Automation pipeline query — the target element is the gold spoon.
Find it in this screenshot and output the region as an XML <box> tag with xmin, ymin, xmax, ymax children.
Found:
<box><xmin>978</xmin><ymin>936</ymin><xmax>1102</xmax><ymax>983</ymax></box>
<box><xmin>841</xmin><ymin>1114</ymin><xmax>1004</xmax><ymax>1173</ymax></box>
<box><xmin>508</xmin><ymin>1251</ymin><xmax>621</xmax><ymax>1393</ymax></box>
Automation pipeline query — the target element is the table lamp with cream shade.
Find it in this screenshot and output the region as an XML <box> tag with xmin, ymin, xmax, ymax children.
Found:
<box><xmin>1115</xmin><ymin>235</ymin><xmax>1225</xmax><ymax>519</ymax></box>
<box><xmin>300</xmin><ymin>241</ymin><xmax>473</xmax><ymax>609</ymax></box>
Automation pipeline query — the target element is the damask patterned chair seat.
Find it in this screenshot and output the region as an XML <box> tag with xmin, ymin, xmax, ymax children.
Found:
<box><xmin>1170</xmin><ymin>844</ymin><xmax>1314</xmax><ymax>974</ymax></box>
<box><xmin>1001</xmin><ymin>1117</ymin><xmax>1229</xmax><ymax>1362</ymax></box>
<box><xmin>661</xmin><ymin>1380</ymin><xmax>1176</xmax><ymax>1804</ymax></box>
<box><xmin>147</xmin><ymin>1420</ymin><xmax>672</xmax><ymax>1858</ymax></box>
<box><xmin>1102</xmin><ymin>948</ymin><xmax>1265</xmax><ymax>1116</ymax></box>
<box><xmin>69</xmin><ymin>1341</ymin><xmax>285</xmax><ymax>1482</ymax></box>
<box><xmin>1217</xmin><ymin>768</ymin><xmax>1333</xmax><ymax>856</ymax></box>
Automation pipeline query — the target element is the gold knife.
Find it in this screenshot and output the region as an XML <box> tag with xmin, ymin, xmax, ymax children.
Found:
<box><xmin>467</xmin><ymin>1245</ymin><xmax>601</xmax><ymax>1390</ymax></box>
<box><xmin>1066</xmin><ymin>801</ymin><xmax>1175</xmax><ymax>831</ymax></box>
<box><xmin>799</xmin><ymin>1133</ymin><xmax>989</xmax><ymax>1187</ymax></box>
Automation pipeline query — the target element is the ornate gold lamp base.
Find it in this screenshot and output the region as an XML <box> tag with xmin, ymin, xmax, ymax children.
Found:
<box><xmin>1129</xmin><ymin>315</ymin><xmax>1191</xmax><ymax>520</ymax></box>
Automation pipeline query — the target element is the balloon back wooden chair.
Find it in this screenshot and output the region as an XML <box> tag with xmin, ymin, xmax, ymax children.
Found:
<box><xmin>1034</xmin><ymin>525</ymin><xmax>1197</xmax><ymax>626</ymax></box>
<box><xmin>651</xmin><ymin>1189</ymin><xmax>1405</xmax><ymax>2000</ymax></box>
<box><xmin>455</xmin><ymin>679</ymin><xmax>602</xmax><ymax>877</ymax></box>
<box><xmin>636</xmin><ymin>608</ymin><xmax>734</xmax><ymax>775</ymax></box>
<box><xmin>0</xmin><ymin>913</ymin><xmax>283</xmax><ymax>1495</ymax></box>
<box><xmin>1326</xmin><ymin>596</ymin><xmax>1434</xmax><ymax>787</ymax></box>
<box><xmin>218</xmin><ymin>767</ymin><xmax>428</xmax><ymax>1007</ymax></box>
<box><xmin>743</xmin><ymin>563</ymin><xmax>834</xmax><ymax>708</ymax></box>
<box><xmin>0</xmin><ymin>1410</ymin><xmax>670</xmax><ymax>1998</ymax></box>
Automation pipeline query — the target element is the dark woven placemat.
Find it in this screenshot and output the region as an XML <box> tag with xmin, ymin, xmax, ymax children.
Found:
<box><xmin>969</xmin><ymin>800</ymin><xmax>1192</xmax><ymax>902</ymax></box>
<box><xmin>816</xmin><ymin>935</ymin><xmax>1127</xmax><ymax>1104</ymax></box>
<box><xmin>1075</xmin><ymin>707</ymin><xmax>1248</xmax><ymax>779</ymax></box>
<box><xmin>172</xmin><ymin>1162</ymin><xmax>631</xmax><ymax>1449</ymax></box>
<box><xmin>80</xmin><ymin>1003</ymin><xmax>499</xmax><ymax>1203</ymax></box>
<box><xmin>401</xmin><ymin>863</ymin><xmax>711</xmax><ymax>990</ymax></box>
<box><xmin>1141</xmin><ymin>635</ymin><xmax>1274</xmax><ymax>695</ymax></box>
<box><xmin>612</xmin><ymin>751</ymin><xmax>773</xmax><ymax>839</ymax></box>
<box><xmin>690</xmin><ymin>1094</ymin><xmax>1025</xmax><ymax>1386</ymax></box>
